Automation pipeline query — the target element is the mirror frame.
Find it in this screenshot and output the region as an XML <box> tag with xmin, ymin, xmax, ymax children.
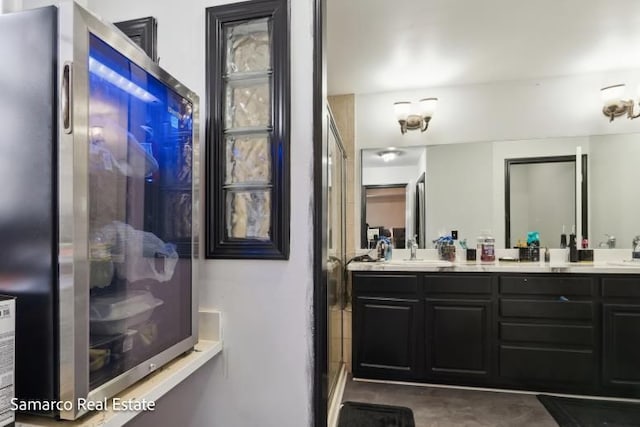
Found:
<box><xmin>504</xmin><ymin>154</ymin><xmax>588</xmax><ymax>248</ymax></box>
<box><xmin>415</xmin><ymin>172</ymin><xmax>426</xmax><ymax>248</ymax></box>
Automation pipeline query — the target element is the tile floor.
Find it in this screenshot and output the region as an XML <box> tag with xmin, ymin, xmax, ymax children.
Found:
<box><xmin>342</xmin><ymin>377</ymin><xmax>558</xmax><ymax>426</ymax></box>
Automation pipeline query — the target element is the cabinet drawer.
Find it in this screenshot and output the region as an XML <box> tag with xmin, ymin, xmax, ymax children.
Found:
<box><xmin>500</xmin><ymin>299</ymin><xmax>593</xmax><ymax>320</ymax></box>
<box><xmin>353</xmin><ymin>273</ymin><xmax>418</xmax><ymax>296</ymax></box>
<box><xmin>500</xmin><ymin>322</ymin><xmax>593</xmax><ymax>346</ymax></box>
<box><xmin>500</xmin><ymin>276</ymin><xmax>593</xmax><ymax>296</ymax></box>
<box><xmin>500</xmin><ymin>345</ymin><xmax>594</xmax><ymax>384</ymax></box>
<box><xmin>602</xmin><ymin>277</ymin><xmax>640</xmax><ymax>298</ymax></box>
<box><xmin>424</xmin><ymin>275</ymin><xmax>492</xmax><ymax>295</ymax></box>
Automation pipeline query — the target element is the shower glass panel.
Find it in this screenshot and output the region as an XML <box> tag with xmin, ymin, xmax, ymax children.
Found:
<box><xmin>327</xmin><ymin>111</ymin><xmax>346</xmax><ymax>401</ymax></box>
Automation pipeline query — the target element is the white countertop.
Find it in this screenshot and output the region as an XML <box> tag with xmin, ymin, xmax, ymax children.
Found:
<box><xmin>348</xmin><ymin>260</ymin><xmax>640</xmax><ymax>274</ymax></box>
<box><xmin>347</xmin><ymin>248</ymin><xmax>640</xmax><ymax>274</ymax></box>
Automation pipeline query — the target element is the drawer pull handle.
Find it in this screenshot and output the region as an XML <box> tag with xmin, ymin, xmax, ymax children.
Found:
<box><xmin>559</xmin><ymin>296</ymin><xmax>569</xmax><ymax>302</ymax></box>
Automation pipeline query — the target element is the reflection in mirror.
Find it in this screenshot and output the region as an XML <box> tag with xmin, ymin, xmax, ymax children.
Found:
<box><xmin>590</xmin><ymin>134</ymin><xmax>640</xmax><ymax>249</ymax></box>
<box><xmin>360</xmin><ymin>146</ymin><xmax>426</xmax><ymax>249</ymax></box>
<box><xmin>362</xmin><ymin>185</ymin><xmax>406</xmax><ymax>249</ymax></box>
<box><xmin>359</xmin><ymin>134</ymin><xmax>639</xmax><ymax>250</ymax></box>
<box><xmin>505</xmin><ymin>155</ymin><xmax>587</xmax><ymax>248</ymax></box>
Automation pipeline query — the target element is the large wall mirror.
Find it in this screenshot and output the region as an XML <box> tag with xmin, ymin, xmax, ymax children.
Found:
<box><xmin>360</xmin><ymin>146</ymin><xmax>426</xmax><ymax>249</ymax></box>
<box><xmin>357</xmin><ymin>134</ymin><xmax>640</xmax><ymax>250</ymax></box>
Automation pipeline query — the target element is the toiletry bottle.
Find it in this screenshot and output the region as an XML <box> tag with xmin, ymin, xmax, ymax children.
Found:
<box><xmin>560</xmin><ymin>225</ymin><xmax>567</xmax><ymax>249</ymax></box>
<box><xmin>477</xmin><ymin>231</ymin><xmax>495</xmax><ymax>262</ymax></box>
<box><xmin>385</xmin><ymin>241</ymin><xmax>393</xmax><ymax>261</ymax></box>
<box><xmin>569</xmin><ymin>234</ymin><xmax>578</xmax><ymax>262</ymax></box>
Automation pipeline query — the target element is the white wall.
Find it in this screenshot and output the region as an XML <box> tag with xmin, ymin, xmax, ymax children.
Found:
<box><xmin>0</xmin><ymin>0</ymin><xmax>18</xmax><ymax>12</ymax></box>
<box><xmin>355</xmin><ymin>70</ymin><xmax>640</xmax><ymax>150</ymax></box>
<box><xmin>78</xmin><ymin>1</ymin><xmax>315</xmax><ymax>426</ymax></box>
<box><xmin>362</xmin><ymin>165</ymin><xmax>416</xmax><ymax>185</ymax></box>
<box><xmin>19</xmin><ymin>0</ymin><xmax>87</xmax><ymax>9</ymax></box>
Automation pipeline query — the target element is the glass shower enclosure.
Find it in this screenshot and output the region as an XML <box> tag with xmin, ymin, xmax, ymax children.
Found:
<box><xmin>327</xmin><ymin>108</ymin><xmax>346</xmax><ymax>402</ymax></box>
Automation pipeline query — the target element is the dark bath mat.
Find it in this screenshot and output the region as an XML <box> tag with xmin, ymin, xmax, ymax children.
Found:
<box><xmin>337</xmin><ymin>401</ymin><xmax>415</xmax><ymax>427</ymax></box>
<box><xmin>538</xmin><ymin>394</ymin><xmax>640</xmax><ymax>426</ymax></box>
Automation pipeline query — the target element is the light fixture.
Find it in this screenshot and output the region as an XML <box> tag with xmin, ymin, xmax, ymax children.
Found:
<box><xmin>601</xmin><ymin>84</ymin><xmax>640</xmax><ymax>122</ymax></box>
<box><xmin>377</xmin><ymin>148</ymin><xmax>403</xmax><ymax>162</ymax></box>
<box><xmin>393</xmin><ymin>98</ymin><xmax>438</xmax><ymax>134</ymax></box>
<box><xmin>89</xmin><ymin>57</ymin><xmax>160</xmax><ymax>103</ymax></box>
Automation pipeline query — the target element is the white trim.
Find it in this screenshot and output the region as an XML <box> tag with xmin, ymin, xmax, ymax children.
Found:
<box><xmin>353</xmin><ymin>377</ymin><xmax>640</xmax><ymax>403</ymax></box>
<box><xmin>328</xmin><ymin>364</ymin><xmax>348</xmax><ymax>427</ymax></box>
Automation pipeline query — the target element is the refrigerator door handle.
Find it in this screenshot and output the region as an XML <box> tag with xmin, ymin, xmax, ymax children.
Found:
<box><xmin>62</xmin><ymin>61</ymin><xmax>73</xmax><ymax>133</ymax></box>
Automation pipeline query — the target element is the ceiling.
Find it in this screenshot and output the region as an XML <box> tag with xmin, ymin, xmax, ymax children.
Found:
<box><xmin>327</xmin><ymin>0</ymin><xmax>640</xmax><ymax>95</ymax></box>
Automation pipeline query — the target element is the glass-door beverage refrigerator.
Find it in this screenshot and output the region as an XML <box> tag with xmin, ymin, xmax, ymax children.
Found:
<box><xmin>0</xmin><ymin>2</ymin><xmax>199</xmax><ymax>420</ymax></box>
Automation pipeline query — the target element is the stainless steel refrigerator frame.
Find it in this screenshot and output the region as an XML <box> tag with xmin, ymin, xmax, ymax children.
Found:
<box><xmin>56</xmin><ymin>2</ymin><xmax>199</xmax><ymax>420</ymax></box>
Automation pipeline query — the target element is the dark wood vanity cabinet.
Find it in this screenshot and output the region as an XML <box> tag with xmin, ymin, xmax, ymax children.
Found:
<box><xmin>424</xmin><ymin>275</ymin><xmax>493</xmax><ymax>382</ymax></box>
<box><xmin>601</xmin><ymin>278</ymin><xmax>640</xmax><ymax>396</ymax></box>
<box><xmin>497</xmin><ymin>275</ymin><xmax>598</xmax><ymax>393</ymax></box>
<box><xmin>352</xmin><ymin>271</ymin><xmax>640</xmax><ymax>398</ymax></box>
<box><xmin>352</xmin><ymin>273</ymin><xmax>422</xmax><ymax>380</ymax></box>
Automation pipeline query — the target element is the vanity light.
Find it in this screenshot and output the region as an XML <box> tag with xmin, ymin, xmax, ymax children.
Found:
<box><xmin>393</xmin><ymin>98</ymin><xmax>438</xmax><ymax>134</ymax></box>
<box><xmin>601</xmin><ymin>84</ymin><xmax>640</xmax><ymax>122</ymax></box>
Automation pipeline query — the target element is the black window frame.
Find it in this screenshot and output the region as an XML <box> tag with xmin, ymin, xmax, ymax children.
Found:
<box><xmin>114</xmin><ymin>16</ymin><xmax>158</xmax><ymax>63</ymax></box>
<box><xmin>205</xmin><ymin>0</ymin><xmax>290</xmax><ymax>259</ymax></box>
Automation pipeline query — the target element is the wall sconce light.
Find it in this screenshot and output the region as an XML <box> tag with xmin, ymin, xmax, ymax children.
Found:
<box><xmin>601</xmin><ymin>84</ymin><xmax>640</xmax><ymax>122</ymax></box>
<box><xmin>393</xmin><ymin>98</ymin><xmax>438</xmax><ymax>134</ymax></box>
<box><xmin>377</xmin><ymin>148</ymin><xmax>403</xmax><ymax>162</ymax></box>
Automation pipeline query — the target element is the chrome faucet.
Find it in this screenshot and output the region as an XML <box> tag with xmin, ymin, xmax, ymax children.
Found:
<box><xmin>409</xmin><ymin>235</ymin><xmax>418</xmax><ymax>260</ymax></box>
<box><xmin>599</xmin><ymin>234</ymin><xmax>616</xmax><ymax>249</ymax></box>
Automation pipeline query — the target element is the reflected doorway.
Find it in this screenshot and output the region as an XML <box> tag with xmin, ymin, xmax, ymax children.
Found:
<box><xmin>361</xmin><ymin>185</ymin><xmax>407</xmax><ymax>249</ymax></box>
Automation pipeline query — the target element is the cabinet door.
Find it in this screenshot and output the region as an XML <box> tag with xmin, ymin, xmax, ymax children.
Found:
<box><xmin>603</xmin><ymin>304</ymin><xmax>640</xmax><ymax>393</ymax></box>
<box><xmin>353</xmin><ymin>296</ymin><xmax>421</xmax><ymax>380</ymax></box>
<box><xmin>425</xmin><ymin>299</ymin><xmax>492</xmax><ymax>380</ymax></box>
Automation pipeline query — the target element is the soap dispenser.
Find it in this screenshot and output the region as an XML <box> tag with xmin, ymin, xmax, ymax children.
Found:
<box><xmin>633</xmin><ymin>236</ymin><xmax>640</xmax><ymax>260</ymax></box>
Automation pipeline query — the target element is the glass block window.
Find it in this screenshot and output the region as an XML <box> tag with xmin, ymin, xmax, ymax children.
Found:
<box><xmin>206</xmin><ymin>0</ymin><xmax>289</xmax><ymax>259</ymax></box>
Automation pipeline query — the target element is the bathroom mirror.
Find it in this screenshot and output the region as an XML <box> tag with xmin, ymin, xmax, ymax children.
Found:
<box><xmin>505</xmin><ymin>155</ymin><xmax>588</xmax><ymax>248</ymax></box>
<box><xmin>360</xmin><ymin>146</ymin><xmax>426</xmax><ymax>249</ymax></box>
<box><xmin>358</xmin><ymin>134</ymin><xmax>639</xmax><ymax>249</ymax></box>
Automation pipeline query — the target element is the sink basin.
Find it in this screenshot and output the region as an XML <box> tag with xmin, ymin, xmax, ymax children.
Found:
<box><xmin>607</xmin><ymin>260</ymin><xmax>640</xmax><ymax>267</ymax></box>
